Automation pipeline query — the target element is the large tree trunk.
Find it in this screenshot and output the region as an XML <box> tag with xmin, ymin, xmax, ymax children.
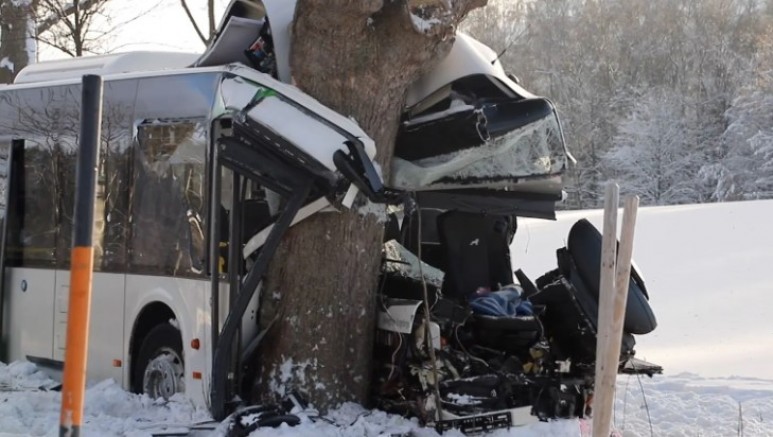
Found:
<box><xmin>258</xmin><ymin>0</ymin><xmax>485</xmax><ymax>410</ymax></box>
<box><xmin>0</xmin><ymin>0</ymin><xmax>36</xmax><ymax>84</ymax></box>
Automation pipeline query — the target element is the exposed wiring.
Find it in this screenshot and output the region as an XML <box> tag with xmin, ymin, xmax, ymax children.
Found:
<box><xmin>630</xmin><ymin>360</ymin><xmax>654</xmax><ymax>437</ymax></box>
<box><xmin>454</xmin><ymin>319</ymin><xmax>492</xmax><ymax>371</ymax></box>
<box><xmin>414</xmin><ymin>195</ymin><xmax>444</xmax><ymax>421</ymax></box>
<box><xmin>387</xmin><ymin>333</ymin><xmax>404</xmax><ymax>383</ymax></box>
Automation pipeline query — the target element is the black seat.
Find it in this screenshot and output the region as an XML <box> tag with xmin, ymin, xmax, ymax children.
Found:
<box><xmin>435</xmin><ymin>211</ymin><xmax>539</xmax><ymax>350</ymax></box>
<box><xmin>436</xmin><ymin>211</ymin><xmax>515</xmax><ymax>299</ymax></box>
<box><xmin>530</xmin><ymin>219</ymin><xmax>657</xmax><ymax>366</ymax></box>
<box><xmin>565</xmin><ymin>219</ymin><xmax>657</xmax><ymax>335</ymax></box>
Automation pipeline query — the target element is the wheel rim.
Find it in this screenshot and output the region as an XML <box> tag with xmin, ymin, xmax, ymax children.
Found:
<box><xmin>142</xmin><ymin>347</ymin><xmax>185</xmax><ymax>400</ymax></box>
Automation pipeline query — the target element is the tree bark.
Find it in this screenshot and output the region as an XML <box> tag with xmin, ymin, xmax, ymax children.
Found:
<box><xmin>0</xmin><ymin>0</ymin><xmax>36</xmax><ymax>84</ymax></box>
<box><xmin>258</xmin><ymin>0</ymin><xmax>485</xmax><ymax>410</ymax></box>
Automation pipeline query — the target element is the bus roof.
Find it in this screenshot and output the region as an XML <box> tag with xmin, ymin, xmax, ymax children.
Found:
<box><xmin>10</xmin><ymin>51</ymin><xmax>201</xmax><ymax>86</ymax></box>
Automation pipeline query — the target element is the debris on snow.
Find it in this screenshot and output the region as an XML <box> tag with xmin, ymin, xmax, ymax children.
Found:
<box><xmin>3</xmin><ymin>359</ymin><xmax>773</xmax><ymax>436</ymax></box>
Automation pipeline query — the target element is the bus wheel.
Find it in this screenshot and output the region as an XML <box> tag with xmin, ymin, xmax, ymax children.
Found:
<box><xmin>135</xmin><ymin>323</ymin><xmax>185</xmax><ymax>400</ymax></box>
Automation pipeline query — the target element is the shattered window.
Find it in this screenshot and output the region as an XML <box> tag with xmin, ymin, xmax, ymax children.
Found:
<box><xmin>129</xmin><ymin>120</ymin><xmax>207</xmax><ymax>277</ymax></box>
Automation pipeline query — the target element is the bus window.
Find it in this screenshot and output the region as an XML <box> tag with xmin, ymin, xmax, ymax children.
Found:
<box><xmin>99</xmin><ymin>83</ymin><xmax>136</xmax><ymax>272</ymax></box>
<box><xmin>129</xmin><ymin>120</ymin><xmax>206</xmax><ymax>277</ymax></box>
<box><xmin>6</xmin><ymin>87</ymin><xmax>81</xmax><ymax>268</ymax></box>
<box><xmin>18</xmin><ymin>141</ymin><xmax>58</xmax><ymax>266</ymax></box>
<box><xmin>53</xmin><ymin>125</ymin><xmax>79</xmax><ymax>269</ymax></box>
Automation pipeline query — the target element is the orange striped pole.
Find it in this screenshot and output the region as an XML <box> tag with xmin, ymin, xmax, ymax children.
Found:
<box><xmin>59</xmin><ymin>75</ymin><xmax>103</xmax><ymax>437</ymax></box>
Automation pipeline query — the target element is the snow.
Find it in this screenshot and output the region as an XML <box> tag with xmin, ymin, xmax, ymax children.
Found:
<box><xmin>612</xmin><ymin>373</ymin><xmax>773</xmax><ymax>436</ymax></box>
<box><xmin>0</xmin><ymin>361</ymin><xmax>210</xmax><ymax>436</ymax></box>
<box><xmin>3</xmin><ymin>200</ymin><xmax>773</xmax><ymax>436</ymax></box>
<box><xmin>25</xmin><ymin>17</ymin><xmax>37</xmax><ymax>65</ymax></box>
<box><xmin>0</xmin><ymin>57</ymin><xmax>14</xmax><ymax>73</ymax></box>
<box><xmin>3</xmin><ymin>358</ymin><xmax>773</xmax><ymax>436</ymax></box>
<box><xmin>410</xmin><ymin>14</ymin><xmax>443</xmax><ymax>34</ymax></box>
<box><xmin>605</xmin><ymin>91</ymin><xmax>698</xmax><ymax>205</ymax></box>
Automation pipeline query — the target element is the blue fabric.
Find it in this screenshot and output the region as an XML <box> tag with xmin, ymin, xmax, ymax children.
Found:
<box><xmin>469</xmin><ymin>287</ymin><xmax>534</xmax><ymax>317</ymax></box>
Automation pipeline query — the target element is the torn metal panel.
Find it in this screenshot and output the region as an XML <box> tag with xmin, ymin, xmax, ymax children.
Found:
<box><xmin>216</xmin><ymin>70</ymin><xmax>397</xmax><ymax>256</ymax></box>
<box><xmin>405</xmin><ymin>33</ymin><xmax>535</xmax><ymax>108</ymax></box>
<box><xmin>383</xmin><ymin>240</ymin><xmax>445</xmax><ymax>288</ymax></box>
<box><xmin>215</xmin><ymin>71</ymin><xmax>385</xmax><ymax>210</ymax></box>
<box><xmin>414</xmin><ymin>188</ymin><xmax>561</xmax><ymax>219</ymax></box>
<box><xmin>217</xmin><ymin>71</ymin><xmax>376</xmax><ymax>170</ymax></box>
<box><xmin>377</xmin><ymin>298</ymin><xmax>423</xmax><ymax>335</ymax></box>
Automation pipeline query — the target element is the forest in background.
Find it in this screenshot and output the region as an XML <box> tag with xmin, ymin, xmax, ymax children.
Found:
<box><xmin>465</xmin><ymin>0</ymin><xmax>773</xmax><ymax>208</ymax></box>
<box><xmin>3</xmin><ymin>0</ymin><xmax>773</xmax><ymax>209</ymax></box>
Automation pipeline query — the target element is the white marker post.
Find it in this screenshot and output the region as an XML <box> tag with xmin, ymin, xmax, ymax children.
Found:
<box><xmin>592</xmin><ymin>183</ymin><xmax>639</xmax><ymax>437</ymax></box>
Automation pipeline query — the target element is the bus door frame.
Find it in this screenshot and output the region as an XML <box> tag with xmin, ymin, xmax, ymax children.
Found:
<box><xmin>208</xmin><ymin>130</ymin><xmax>316</xmax><ymax>420</ymax></box>
<box><xmin>0</xmin><ymin>139</ymin><xmax>24</xmax><ymax>358</ymax></box>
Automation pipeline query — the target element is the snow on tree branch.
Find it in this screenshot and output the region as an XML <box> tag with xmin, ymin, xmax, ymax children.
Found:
<box><xmin>406</xmin><ymin>0</ymin><xmax>486</xmax><ymax>36</ymax></box>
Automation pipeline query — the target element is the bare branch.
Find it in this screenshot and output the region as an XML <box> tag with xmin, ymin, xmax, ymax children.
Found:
<box><xmin>405</xmin><ymin>0</ymin><xmax>488</xmax><ymax>37</ymax></box>
<box><xmin>180</xmin><ymin>0</ymin><xmax>209</xmax><ymax>45</ymax></box>
<box><xmin>36</xmin><ymin>0</ymin><xmax>102</xmax><ymax>34</ymax></box>
<box><xmin>208</xmin><ymin>0</ymin><xmax>216</xmax><ymax>41</ymax></box>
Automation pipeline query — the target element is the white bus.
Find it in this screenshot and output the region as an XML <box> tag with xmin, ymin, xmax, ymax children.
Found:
<box><xmin>0</xmin><ymin>0</ymin><xmax>571</xmax><ymax>421</ymax></box>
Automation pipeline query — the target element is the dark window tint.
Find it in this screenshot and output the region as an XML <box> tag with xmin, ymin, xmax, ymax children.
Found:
<box><xmin>1</xmin><ymin>81</ymin><xmax>138</xmax><ymax>271</ymax></box>
<box><xmin>3</xmin><ymin>87</ymin><xmax>81</xmax><ymax>267</ymax></box>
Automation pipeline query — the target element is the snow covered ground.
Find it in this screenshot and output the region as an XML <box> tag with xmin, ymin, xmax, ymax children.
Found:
<box><xmin>512</xmin><ymin>198</ymin><xmax>773</xmax><ymax>380</ymax></box>
<box><xmin>2</xmin><ymin>199</ymin><xmax>773</xmax><ymax>436</ymax></box>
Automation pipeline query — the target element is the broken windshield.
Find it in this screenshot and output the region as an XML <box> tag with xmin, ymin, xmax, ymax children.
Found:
<box><xmin>391</xmin><ymin>98</ymin><xmax>568</xmax><ymax>191</ymax></box>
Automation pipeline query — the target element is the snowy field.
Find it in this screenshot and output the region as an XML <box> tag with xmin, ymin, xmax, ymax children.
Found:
<box><xmin>2</xmin><ymin>199</ymin><xmax>773</xmax><ymax>436</ymax></box>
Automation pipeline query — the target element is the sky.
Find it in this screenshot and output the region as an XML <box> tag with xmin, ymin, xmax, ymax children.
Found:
<box><xmin>39</xmin><ymin>0</ymin><xmax>232</xmax><ymax>61</ymax></box>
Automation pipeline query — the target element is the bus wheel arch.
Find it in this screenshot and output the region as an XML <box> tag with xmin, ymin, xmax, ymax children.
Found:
<box><xmin>129</xmin><ymin>302</ymin><xmax>184</xmax><ymax>398</ymax></box>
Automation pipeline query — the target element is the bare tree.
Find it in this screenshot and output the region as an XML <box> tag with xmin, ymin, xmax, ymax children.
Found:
<box><xmin>0</xmin><ymin>0</ymin><xmax>37</xmax><ymax>83</ymax></box>
<box><xmin>256</xmin><ymin>0</ymin><xmax>486</xmax><ymax>410</ymax></box>
<box><xmin>1</xmin><ymin>0</ymin><xmax>160</xmax><ymax>83</ymax></box>
<box><xmin>34</xmin><ymin>0</ymin><xmax>113</xmax><ymax>57</ymax></box>
<box><xmin>1</xmin><ymin>0</ymin><xmax>107</xmax><ymax>82</ymax></box>
<box><xmin>180</xmin><ymin>0</ymin><xmax>217</xmax><ymax>45</ymax></box>
<box><xmin>463</xmin><ymin>0</ymin><xmax>772</xmax><ymax>208</ymax></box>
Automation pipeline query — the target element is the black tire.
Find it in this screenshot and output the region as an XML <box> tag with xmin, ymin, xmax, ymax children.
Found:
<box><xmin>132</xmin><ymin>322</ymin><xmax>184</xmax><ymax>397</ymax></box>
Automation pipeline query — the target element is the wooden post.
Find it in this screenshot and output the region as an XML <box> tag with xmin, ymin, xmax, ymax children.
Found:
<box><xmin>592</xmin><ymin>185</ymin><xmax>639</xmax><ymax>437</ymax></box>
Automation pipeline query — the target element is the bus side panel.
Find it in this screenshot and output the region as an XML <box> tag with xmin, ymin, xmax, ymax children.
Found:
<box><xmin>5</xmin><ymin>268</ymin><xmax>55</xmax><ymax>362</ymax></box>
<box><xmin>53</xmin><ymin>271</ymin><xmax>126</xmax><ymax>385</ymax></box>
<box><xmin>124</xmin><ymin>275</ymin><xmax>210</xmax><ymax>407</ymax></box>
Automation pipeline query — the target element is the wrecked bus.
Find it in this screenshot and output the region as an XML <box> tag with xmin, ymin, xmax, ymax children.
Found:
<box><xmin>0</xmin><ymin>0</ymin><xmax>659</xmax><ymax>430</ymax></box>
